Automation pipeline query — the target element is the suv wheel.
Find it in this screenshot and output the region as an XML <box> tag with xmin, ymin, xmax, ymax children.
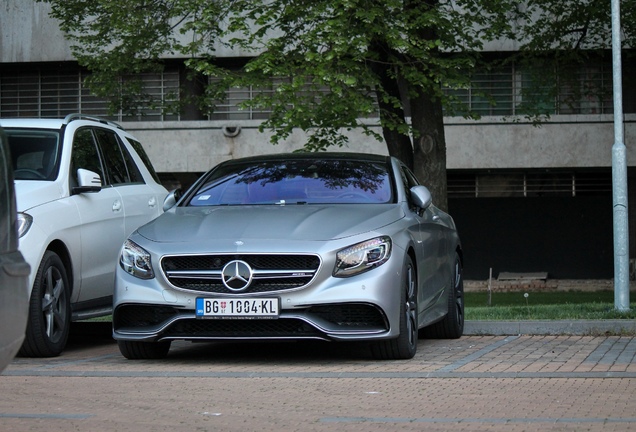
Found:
<box><xmin>19</xmin><ymin>251</ymin><xmax>71</xmax><ymax>357</ymax></box>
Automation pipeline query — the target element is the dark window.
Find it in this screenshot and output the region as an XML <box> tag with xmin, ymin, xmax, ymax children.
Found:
<box><xmin>126</xmin><ymin>138</ymin><xmax>160</xmax><ymax>184</ymax></box>
<box><xmin>188</xmin><ymin>159</ymin><xmax>392</xmax><ymax>206</ymax></box>
<box><xmin>397</xmin><ymin>164</ymin><xmax>421</xmax><ymax>206</ymax></box>
<box><xmin>71</xmin><ymin>128</ymin><xmax>105</xmax><ymax>186</ymax></box>
<box><xmin>93</xmin><ymin>128</ymin><xmax>130</xmax><ymax>185</ymax></box>
<box><xmin>5</xmin><ymin>129</ymin><xmax>60</xmax><ymax>181</ymax></box>
<box><xmin>447</xmin><ymin>170</ymin><xmax>612</xmax><ymax>198</ymax></box>
<box><xmin>114</xmin><ymin>135</ymin><xmax>144</xmax><ymax>184</ymax></box>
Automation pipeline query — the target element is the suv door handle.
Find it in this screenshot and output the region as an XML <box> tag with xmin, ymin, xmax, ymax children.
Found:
<box><xmin>112</xmin><ymin>200</ymin><xmax>122</xmax><ymax>212</ymax></box>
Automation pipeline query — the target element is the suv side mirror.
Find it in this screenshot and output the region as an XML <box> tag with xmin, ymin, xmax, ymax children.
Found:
<box><xmin>72</xmin><ymin>168</ymin><xmax>102</xmax><ymax>194</ymax></box>
<box><xmin>410</xmin><ymin>185</ymin><xmax>432</xmax><ymax>210</ymax></box>
<box><xmin>163</xmin><ymin>188</ymin><xmax>182</xmax><ymax>212</ymax></box>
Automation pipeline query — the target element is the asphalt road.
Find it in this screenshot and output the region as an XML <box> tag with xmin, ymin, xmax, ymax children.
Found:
<box><xmin>1</xmin><ymin>322</ymin><xmax>635</xmax><ymax>432</ymax></box>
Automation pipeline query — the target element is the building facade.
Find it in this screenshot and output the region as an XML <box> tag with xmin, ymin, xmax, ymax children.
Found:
<box><xmin>2</xmin><ymin>2</ymin><xmax>635</xmax><ymax>280</ymax></box>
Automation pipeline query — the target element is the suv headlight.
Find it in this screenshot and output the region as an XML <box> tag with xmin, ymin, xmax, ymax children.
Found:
<box><xmin>120</xmin><ymin>239</ymin><xmax>154</xmax><ymax>279</ymax></box>
<box><xmin>17</xmin><ymin>213</ymin><xmax>32</xmax><ymax>238</ymax></box>
<box><xmin>334</xmin><ymin>236</ymin><xmax>392</xmax><ymax>277</ymax></box>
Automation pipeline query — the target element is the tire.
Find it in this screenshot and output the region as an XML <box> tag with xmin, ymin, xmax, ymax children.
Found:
<box><xmin>371</xmin><ymin>255</ymin><xmax>418</xmax><ymax>360</ymax></box>
<box><xmin>19</xmin><ymin>251</ymin><xmax>71</xmax><ymax>357</ymax></box>
<box><xmin>421</xmin><ymin>252</ymin><xmax>464</xmax><ymax>339</ymax></box>
<box><xmin>118</xmin><ymin>340</ymin><xmax>171</xmax><ymax>360</ymax></box>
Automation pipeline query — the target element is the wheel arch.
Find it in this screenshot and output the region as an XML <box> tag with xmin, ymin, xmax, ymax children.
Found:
<box><xmin>406</xmin><ymin>246</ymin><xmax>418</xmax><ymax>277</ymax></box>
<box><xmin>406</xmin><ymin>245</ymin><xmax>421</xmax><ymax>320</ymax></box>
<box><xmin>45</xmin><ymin>240</ymin><xmax>74</xmax><ymax>296</ymax></box>
<box><xmin>455</xmin><ymin>245</ymin><xmax>464</xmax><ymax>268</ymax></box>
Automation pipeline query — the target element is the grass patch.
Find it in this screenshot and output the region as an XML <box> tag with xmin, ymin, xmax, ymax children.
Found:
<box><xmin>465</xmin><ymin>290</ymin><xmax>636</xmax><ymax>320</ymax></box>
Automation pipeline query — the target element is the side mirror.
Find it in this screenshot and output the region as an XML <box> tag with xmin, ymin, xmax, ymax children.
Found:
<box><xmin>72</xmin><ymin>168</ymin><xmax>102</xmax><ymax>194</ymax></box>
<box><xmin>163</xmin><ymin>188</ymin><xmax>182</xmax><ymax>212</ymax></box>
<box><xmin>410</xmin><ymin>185</ymin><xmax>432</xmax><ymax>210</ymax></box>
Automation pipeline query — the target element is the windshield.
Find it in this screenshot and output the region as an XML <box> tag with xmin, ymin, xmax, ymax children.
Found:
<box><xmin>5</xmin><ymin>129</ymin><xmax>61</xmax><ymax>181</ymax></box>
<box><xmin>188</xmin><ymin>158</ymin><xmax>393</xmax><ymax>206</ymax></box>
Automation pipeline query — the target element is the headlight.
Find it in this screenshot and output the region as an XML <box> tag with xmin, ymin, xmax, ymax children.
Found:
<box><xmin>17</xmin><ymin>213</ymin><xmax>32</xmax><ymax>238</ymax></box>
<box><xmin>120</xmin><ymin>239</ymin><xmax>154</xmax><ymax>279</ymax></box>
<box><xmin>334</xmin><ymin>236</ymin><xmax>392</xmax><ymax>277</ymax></box>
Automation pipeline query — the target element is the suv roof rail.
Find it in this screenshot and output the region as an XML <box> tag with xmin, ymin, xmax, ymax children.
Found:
<box><xmin>63</xmin><ymin>113</ymin><xmax>124</xmax><ymax>130</ymax></box>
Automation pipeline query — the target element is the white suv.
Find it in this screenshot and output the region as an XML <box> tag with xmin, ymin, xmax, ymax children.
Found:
<box><xmin>1</xmin><ymin>114</ymin><xmax>168</xmax><ymax>357</ymax></box>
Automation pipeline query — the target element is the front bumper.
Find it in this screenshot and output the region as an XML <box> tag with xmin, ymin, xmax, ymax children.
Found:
<box><xmin>113</xmin><ymin>302</ymin><xmax>389</xmax><ymax>342</ymax></box>
<box><xmin>113</xmin><ymin>249</ymin><xmax>406</xmax><ymax>343</ymax></box>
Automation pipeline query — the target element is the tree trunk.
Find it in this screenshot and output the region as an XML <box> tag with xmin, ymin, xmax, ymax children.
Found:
<box><xmin>378</xmin><ymin>103</ymin><xmax>414</xmax><ymax>170</ymax></box>
<box><xmin>409</xmin><ymin>91</ymin><xmax>448</xmax><ymax>212</ymax></box>
<box><xmin>373</xmin><ymin>77</ymin><xmax>413</xmax><ymax>169</ymax></box>
<box><xmin>368</xmin><ymin>42</ymin><xmax>414</xmax><ymax>169</ymax></box>
<box><xmin>404</xmin><ymin>0</ymin><xmax>448</xmax><ymax>212</ymax></box>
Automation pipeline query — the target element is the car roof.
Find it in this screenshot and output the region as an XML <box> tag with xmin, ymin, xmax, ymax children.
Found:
<box><xmin>0</xmin><ymin>114</ymin><xmax>123</xmax><ymax>131</ymax></box>
<box><xmin>0</xmin><ymin>118</ymin><xmax>66</xmax><ymax>129</ymax></box>
<box><xmin>220</xmin><ymin>152</ymin><xmax>392</xmax><ymax>166</ymax></box>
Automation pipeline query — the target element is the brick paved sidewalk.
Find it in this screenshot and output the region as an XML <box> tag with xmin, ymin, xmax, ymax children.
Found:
<box><xmin>2</xmin><ymin>331</ymin><xmax>636</xmax><ymax>431</ymax></box>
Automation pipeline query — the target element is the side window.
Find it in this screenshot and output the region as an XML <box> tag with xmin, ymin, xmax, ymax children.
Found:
<box><xmin>115</xmin><ymin>135</ymin><xmax>144</xmax><ymax>184</ymax></box>
<box><xmin>398</xmin><ymin>165</ymin><xmax>410</xmax><ymax>199</ymax></box>
<box><xmin>71</xmin><ymin>128</ymin><xmax>105</xmax><ymax>186</ymax></box>
<box><xmin>126</xmin><ymin>138</ymin><xmax>161</xmax><ymax>184</ymax></box>
<box><xmin>398</xmin><ymin>164</ymin><xmax>420</xmax><ymax>204</ymax></box>
<box><xmin>402</xmin><ymin>166</ymin><xmax>421</xmax><ymax>188</ymax></box>
<box><xmin>94</xmin><ymin>128</ymin><xmax>130</xmax><ymax>185</ymax></box>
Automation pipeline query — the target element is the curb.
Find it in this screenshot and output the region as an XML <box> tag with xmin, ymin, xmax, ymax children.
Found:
<box><xmin>465</xmin><ymin>320</ymin><xmax>636</xmax><ymax>336</ymax></box>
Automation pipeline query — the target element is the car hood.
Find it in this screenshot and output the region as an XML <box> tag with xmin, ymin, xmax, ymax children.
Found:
<box><xmin>14</xmin><ymin>181</ymin><xmax>64</xmax><ymax>212</ymax></box>
<box><xmin>137</xmin><ymin>204</ymin><xmax>404</xmax><ymax>243</ymax></box>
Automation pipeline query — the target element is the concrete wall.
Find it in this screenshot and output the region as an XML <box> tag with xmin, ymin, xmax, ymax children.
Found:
<box><xmin>444</xmin><ymin>115</ymin><xmax>633</xmax><ymax>169</ymax></box>
<box><xmin>1</xmin><ymin>1</ymin><xmax>520</xmax><ymax>63</ymax></box>
<box><xmin>0</xmin><ymin>2</ymin><xmax>265</xmax><ymax>62</ymax></box>
<box><xmin>122</xmin><ymin>115</ymin><xmax>635</xmax><ymax>173</ymax></box>
<box><xmin>1</xmin><ymin>2</ymin><xmax>73</xmax><ymax>62</ymax></box>
<box><xmin>122</xmin><ymin>120</ymin><xmax>388</xmax><ymax>173</ymax></box>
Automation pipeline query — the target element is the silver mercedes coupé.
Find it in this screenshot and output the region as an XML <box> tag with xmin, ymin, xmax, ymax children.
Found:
<box><xmin>113</xmin><ymin>152</ymin><xmax>464</xmax><ymax>360</ymax></box>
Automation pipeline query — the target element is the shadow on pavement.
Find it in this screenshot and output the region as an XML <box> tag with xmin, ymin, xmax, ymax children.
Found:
<box><xmin>166</xmin><ymin>339</ymin><xmax>377</xmax><ymax>363</ymax></box>
<box><xmin>67</xmin><ymin>321</ymin><xmax>114</xmax><ymax>347</ymax></box>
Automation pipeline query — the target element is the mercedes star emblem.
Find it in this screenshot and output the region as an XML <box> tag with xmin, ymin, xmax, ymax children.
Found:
<box><xmin>221</xmin><ymin>260</ymin><xmax>253</xmax><ymax>291</ymax></box>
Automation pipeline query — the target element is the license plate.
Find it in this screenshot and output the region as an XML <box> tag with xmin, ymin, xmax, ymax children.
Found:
<box><xmin>196</xmin><ymin>298</ymin><xmax>279</xmax><ymax>318</ymax></box>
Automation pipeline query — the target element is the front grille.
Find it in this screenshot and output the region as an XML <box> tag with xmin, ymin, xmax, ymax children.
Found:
<box><xmin>161</xmin><ymin>254</ymin><xmax>321</xmax><ymax>294</ymax></box>
<box><xmin>164</xmin><ymin>318</ymin><xmax>323</xmax><ymax>338</ymax></box>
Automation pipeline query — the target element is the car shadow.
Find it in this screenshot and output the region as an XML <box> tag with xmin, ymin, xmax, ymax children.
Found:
<box><xmin>65</xmin><ymin>323</ymin><xmax>406</xmax><ymax>363</ymax></box>
<box><xmin>67</xmin><ymin>321</ymin><xmax>115</xmax><ymax>348</ymax></box>
<box><xmin>166</xmin><ymin>339</ymin><xmax>378</xmax><ymax>363</ymax></box>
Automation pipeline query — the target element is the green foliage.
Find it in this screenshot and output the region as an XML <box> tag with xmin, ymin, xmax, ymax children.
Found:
<box><xmin>39</xmin><ymin>0</ymin><xmax>634</xmax><ymax>195</ymax></box>
<box><xmin>516</xmin><ymin>0</ymin><xmax>636</xmax><ymax>52</ymax></box>
<box><xmin>507</xmin><ymin>0</ymin><xmax>635</xmax><ymax>122</ymax></box>
<box><xmin>41</xmin><ymin>0</ymin><xmax>518</xmax><ymax>151</ymax></box>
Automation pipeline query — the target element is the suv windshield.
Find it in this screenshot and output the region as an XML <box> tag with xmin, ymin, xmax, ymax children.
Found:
<box><xmin>5</xmin><ymin>129</ymin><xmax>61</xmax><ymax>181</ymax></box>
<box><xmin>188</xmin><ymin>158</ymin><xmax>393</xmax><ymax>206</ymax></box>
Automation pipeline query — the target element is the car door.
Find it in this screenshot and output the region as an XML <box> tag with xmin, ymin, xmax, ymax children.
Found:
<box><xmin>69</xmin><ymin>127</ymin><xmax>125</xmax><ymax>303</ymax></box>
<box><xmin>398</xmin><ymin>164</ymin><xmax>447</xmax><ymax>310</ymax></box>
<box><xmin>93</xmin><ymin>129</ymin><xmax>161</xmax><ymax>236</ymax></box>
